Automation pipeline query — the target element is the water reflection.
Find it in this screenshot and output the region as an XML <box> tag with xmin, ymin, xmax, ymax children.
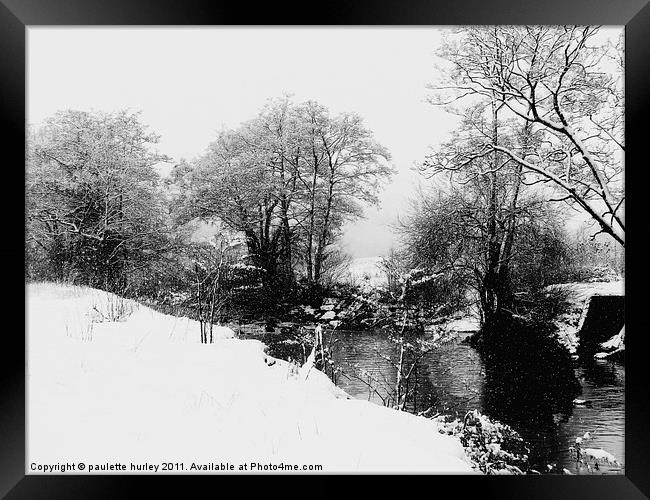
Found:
<box><xmin>479</xmin><ymin>338</ymin><xmax>581</xmax><ymax>471</ymax></box>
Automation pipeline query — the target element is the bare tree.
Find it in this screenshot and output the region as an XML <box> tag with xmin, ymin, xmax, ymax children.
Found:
<box><xmin>429</xmin><ymin>26</ymin><xmax>624</xmax><ymax>246</ymax></box>
<box><xmin>288</xmin><ymin>101</ymin><xmax>393</xmax><ymax>284</ymax></box>
<box><xmin>419</xmin><ymin>109</ymin><xmax>535</xmax><ymax>324</ymax></box>
<box><xmin>175</xmin><ymin>97</ymin><xmax>394</xmax><ymax>288</ymax></box>
<box><xmin>311</xmin><ymin>110</ymin><xmax>393</xmax><ymax>283</ymax></box>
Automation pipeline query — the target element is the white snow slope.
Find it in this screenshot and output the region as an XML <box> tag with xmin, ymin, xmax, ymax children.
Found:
<box><xmin>27</xmin><ymin>283</ymin><xmax>473</xmax><ymax>474</ymax></box>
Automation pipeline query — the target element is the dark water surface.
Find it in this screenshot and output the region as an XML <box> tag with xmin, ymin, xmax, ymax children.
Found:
<box><xmin>247</xmin><ymin>328</ymin><xmax>624</xmax><ymax>474</ymax></box>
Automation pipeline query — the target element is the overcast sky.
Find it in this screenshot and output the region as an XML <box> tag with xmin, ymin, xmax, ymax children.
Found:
<box><xmin>27</xmin><ymin>27</ymin><xmax>622</xmax><ymax>258</ymax></box>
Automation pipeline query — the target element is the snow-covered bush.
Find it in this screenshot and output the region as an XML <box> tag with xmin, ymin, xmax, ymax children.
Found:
<box><xmin>430</xmin><ymin>410</ymin><xmax>529</xmax><ymax>474</ymax></box>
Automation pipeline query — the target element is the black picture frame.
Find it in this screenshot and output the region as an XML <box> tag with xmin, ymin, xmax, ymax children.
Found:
<box><xmin>2</xmin><ymin>0</ymin><xmax>647</xmax><ymax>497</ymax></box>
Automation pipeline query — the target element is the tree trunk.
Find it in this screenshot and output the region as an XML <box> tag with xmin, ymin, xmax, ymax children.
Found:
<box><xmin>280</xmin><ymin>197</ymin><xmax>293</xmax><ymax>284</ymax></box>
<box><xmin>306</xmin><ymin>148</ymin><xmax>319</xmax><ymax>284</ymax></box>
<box><xmin>483</xmin><ymin>95</ymin><xmax>502</xmax><ymax>327</ymax></box>
<box><xmin>195</xmin><ymin>263</ymin><xmax>205</xmax><ymax>344</ymax></box>
<box><xmin>314</xmin><ymin>183</ymin><xmax>333</xmax><ymax>284</ymax></box>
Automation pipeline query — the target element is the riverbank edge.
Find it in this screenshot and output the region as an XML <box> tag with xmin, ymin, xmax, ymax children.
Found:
<box><xmin>545</xmin><ymin>280</ymin><xmax>624</xmax><ymax>358</ymax></box>
<box><xmin>26</xmin><ymin>281</ymin><xmax>477</xmax><ymax>474</ymax></box>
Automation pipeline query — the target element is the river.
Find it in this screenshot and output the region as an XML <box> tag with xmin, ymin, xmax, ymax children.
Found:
<box><xmin>245</xmin><ymin>328</ymin><xmax>624</xmax><ymax>474</ymax></box>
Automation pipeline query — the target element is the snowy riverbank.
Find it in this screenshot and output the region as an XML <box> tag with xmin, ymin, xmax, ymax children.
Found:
<box><xmin>545</xmin><ymin>280</ymin><xmax>624</xmax><ymax>355</ymax></box>
<box><xmin>27</xmin><ymin>282</ymin><xmax>474</xmax><ymax>474</ymax></box>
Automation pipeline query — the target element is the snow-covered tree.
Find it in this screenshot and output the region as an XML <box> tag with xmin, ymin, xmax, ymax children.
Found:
<box><xmin>27</xmin><ymin>110</ymin><xmax>171</xmax><ymax>289</ymax></box>
<box><xmin>429</xmin><ymin>26</ymin><xmax>624</xmax><ymax>247</ymax></box>
<box><xmin>173</xmin><ymin>97</ymin><xmax>393</xmax><ymax>289</ymax></box>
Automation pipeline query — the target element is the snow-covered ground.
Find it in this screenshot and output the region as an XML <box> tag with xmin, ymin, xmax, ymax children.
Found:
<box><xmin>343</xmin><ymin>256</ymin><xmax>388</xmax><ymax>289</ymax></box>
<box><xmin>27</xmin><ymin>282</ymin><xmax>473</xmax><ymax>474</ymax></box>
<box><xmin>443</xmin><ymin>312</ymin><xmax>481</xmax><ymax>334</ymax></box>
<box><xmin>546</xmin><ymin>281</ymin><xmax>624</xmax><ymax>354</ymax></box>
